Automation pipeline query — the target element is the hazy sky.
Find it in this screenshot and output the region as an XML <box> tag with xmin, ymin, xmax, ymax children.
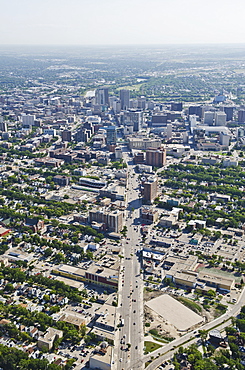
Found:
<box><xmin>0</xmin><ymin>0</ymin><xmax>245</xmax><ymax>45</ymax></box>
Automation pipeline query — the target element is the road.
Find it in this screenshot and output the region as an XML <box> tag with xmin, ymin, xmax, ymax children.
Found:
<box><xmin>113</xmin><ymin>154</ymin><xmax>144</xmax><ymax>370</ymax></box>
<box><xmin>114</xmin><ymin>147</ymin><xmax>245</xmax><ymax>370</ymax></box>
<box><xmin>143</xmin><ymin>286</ymin><xmax>245</xmax><ymax>370</ymax></box>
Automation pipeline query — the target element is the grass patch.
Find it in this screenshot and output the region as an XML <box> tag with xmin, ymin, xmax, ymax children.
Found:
<box><xmin>144</xmin><ymin>341</ymin><xmax>162</xmax><ymax>354</ymax></box>
<box><xmin>177</xmin><ymin>297</ymin><xmax>202</xmax><ymax>313</ymax></box>
<box><xmin>116</xmin><ymin>83</ymin><xmax>143</xmax><ymax>91</ymax></box>
<box><xmin>149</xmin><ymin>329</ymin><xmax>174</xmax><ymax>343</ymax></box>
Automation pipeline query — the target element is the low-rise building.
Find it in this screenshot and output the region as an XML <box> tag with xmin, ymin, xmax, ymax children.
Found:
<box><xmin>90</xmin><ymin>344</ymin><xmax>112</xmax><ymax>370</ymax></box>
<box><xmin>53</xmin><ymin>263</ymin><xmax>119</xmax><ymax>290</ymax></box>
<box><xmin>59</xmin><ymin>312</ymin><xmax>86</xmax><ymax>329</ymax></box>
<box><xmin>37</xmin><ymin>327</ymin><xmax>63</xmax><ymax>350</ymax></box>
<box><xmin>197</xmin><ymin>270</ymin><xmax>235</xmax><ymax>291</ymax></box>
<box><xmin>53</xmin><ymin>175</ymin><xmax>70</xmax><ymax>186</ymax></box>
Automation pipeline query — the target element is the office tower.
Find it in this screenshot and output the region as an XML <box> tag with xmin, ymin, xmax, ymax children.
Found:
<box><xmin>151</xmin><ymin>114</ymin><xmax>168</xmax><ymax>126</ymax></box>
<box><xmin>124</xmin><ymin>111</ymin><xmax>142</xmax><ymax>132</ymax></box>
<box><xmin>204</xmin><ymin>111</ymin><xmax>215</xmax><ymax>125</ymax></box>
<box><xmin>22</xmin><ymin>114</ymin><xmax>36</xmax><ymax>126</ymax></box>
<box><xmin>166</xmin><ymin>123</ymin><xmax>172</xmax><ymax>139</ymax></box>
<box><xmin>84</xmin><ymin>121</ymin><xmax>95</xmax><ymax>135</ymax></box>
<box><xmin>0</xmin><ymin>118</ymin><xmax>7</xmax><ymax>132</ymax></box>
<box><xmin>106</xmin><ymin>126</ymin><xmax>117</xmax><ymax>145</ymax></box>
<box><xmin>215</xmin><ymin>111</ymin><xmax>226</xmax><ymax>126</ymax></box>
<box><xmin>189</xmin><ymin>115</ymin><xmax>197</xmax><ymax>134</ymax></box>
<box><xmin>112</xmin><ymin>100</ymin><xmax>121</xmax><ymax>113</ymax></box>
<box><xmin>170</xmin><ymin>102</ymin><xmax>183</xmax><ymax>111</ymax></box>
<box><xmin>74</xmin><ymin>128</ymin><xmax>91</xmax><ymax>143</ymax></box>
<box><xmin>146</xmin><ymin>148</ymin><xmax>166</xmax><ymax>168</ymax></box>
<box><xmin>137</xmin><ymin>96</ymin><xmax>146</xmax><ymax>110</ymax></box>
<box><xmin>119</xmin><ymin>89</ymin><xmax>130</xmax><ymax>110</ymax></box>
<box><xmin>188</xmin><ymin>106</ymin><xmax>203</xmax><ymax>119</ymax></box>
<box><xmin>223</xmin><ymin>106</ymin><xmax>234</xmax><ymax>121</ymax></box>
<box><xmin>143</xmin><ymin>176</ymin><xmax>158</xmax><ymax>204</ymax></box>
<box><xmin>61</xmin><ymin>130</ymin><xmax>72</xmax><ymax>142</ymax></box>
<box><xmin>95</xmin><ymin>88</ymin><xmax>109</xmax><ymax>105</ymax></box>
<box><xmin>238</xmin><ymin>110</ymin><xmax>245</xmax><ymax>123</ymax></box>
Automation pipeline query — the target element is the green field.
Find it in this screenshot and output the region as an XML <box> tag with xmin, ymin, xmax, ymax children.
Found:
<box><xmin>115</xmin><ymin>83</ymin><xmax>144</xmax><ymax>92</ymax></box>
<box><xmin>144</xmin><ymin>341</ymin><xmax>162</xmax><ymax>354</ymax></box>
<box><xmin>177</xmin><ymin>297</ymin><xmax>202</xmax><ymax>313</ymax></box>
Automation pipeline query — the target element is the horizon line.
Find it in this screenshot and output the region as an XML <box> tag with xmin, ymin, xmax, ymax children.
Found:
<box><xmin>0</xmin><ymin>42</ymin><xmax>245</xmax><ymax>47</ymax></box>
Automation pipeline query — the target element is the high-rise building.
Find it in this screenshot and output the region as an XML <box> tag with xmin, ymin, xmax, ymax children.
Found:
<box><xmin>89</xmin><ymin>209</ymin><xmax>123</xmax><ymax>233</ymax></box>
<box><xmin>0</xmin><ymin>118</ymin><xmax>7</xmax><ymax>132</ymax></box>
<box><xmin>204</xmin><ymin>111</ymin><xmax>215</xmax><ymax>126</ymax></box>
<box><xmin>137</xmin><ymin>96</ymin><xmax>146</xmax><ymax>110</ymax></box>
<box><xmin>143</xmin><ymin>176</ymin><xmax>158</xmax><ymax>204</ymax></box>
<box><xmin>170</xmin><ymin>102</ymin><xmax>183</xmax><ymax>111</ymax></box>
<box><xmin>106</xmin><ymin>126</ymin><xmax>117</xmax><ymax>145</ymax></box>
<box><xmin>124</xmin><ymin>111</ymin><xmax>142</xmax><ymax>131</ymax></box>
<box><xmin>112</xmin><ymin>99</ymin><xmax>121</xmax><ymax>113</ymax></box>
<box><xmin>119</xmin><ymin>89</ymin><xmax>130</xmax><ymax>110</ymax></box>
<box><xmin>95</xmin><ymin>88</ymin><xmax>109</xmax><ymax>105</ymax></box>
<box><xmin>61</xmin><ymin>130</ymin><xmax>72</xmax><ymax>142</ymax></box>
<box><xmin>74</xmin><ymin>128</ymin><xmax>92</xmax><ymax>143</ymax></box>
<box><xmin>220</xmin><ymin>132</ymin><xmax>230</xmax><ymax>146</ymax></box>
<box><xmin>238</xmin><ymin>110</ymin><xmax>245</xmax><ymax>123</ymax></box>
<box><xmin>215</xmin><ymin>111</ymin><xmax>226</xmax><ymax>126</ymax></box>
<box><xmin>223</xmin><ymin>106</ymin><xmax>234</xmax><ymax>121</ymax></box>
<box><xmin>146</xmin><ymin>148</ymin><xmax>166</xmax><ymax>168</ymax></box>
<box><xmin>166</xmin><ymin>123</ymin><xmax>172</xmax><ymax>139</ymax></box>
<box><xmin>189</xmin><ymin>115</ymin><xmax>197</xmax><ymax>134</ymax></box>
<box><xmin>22</xmin><ymin>114</ymin><xmax>36</xmax><ymax>126</ymax></box>
<box><xmin>188</xmin><ymin>106</ymin><xmax>203</xmax><ymax>119</ymax></box>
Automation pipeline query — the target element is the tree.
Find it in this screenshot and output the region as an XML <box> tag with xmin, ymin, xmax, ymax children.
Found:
<box><xmin>4</xmin><ymin>283</ymin><xmax>14</xmax><ymax>292</ymax></box>
<box><xmin>199</xmin><ymin>329</ymin><xmax>208</xmax><ymax>344</ymax></box>
<box><xmin>44</xmin><ymin>248</ymin><xmax>53</xmax><ymax>257</ymax></box>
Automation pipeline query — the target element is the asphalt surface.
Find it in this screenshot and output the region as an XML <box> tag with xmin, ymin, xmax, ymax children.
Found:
<box><xmin>113</xmin><ymin>155</ymin><xmax>144</xmax><ymax>370</ymax></box>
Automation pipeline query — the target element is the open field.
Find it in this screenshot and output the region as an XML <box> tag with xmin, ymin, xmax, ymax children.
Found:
<box><xmin>145</xmin><ymin>294</ymin><xmax>203</xmax><ymax>332</ymax></box>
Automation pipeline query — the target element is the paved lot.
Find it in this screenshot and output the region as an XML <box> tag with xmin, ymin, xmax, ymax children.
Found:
<box><xmin>145</xmin><ymin>294</ymin><xmax>203</xmax><ymax>332</ymax></box>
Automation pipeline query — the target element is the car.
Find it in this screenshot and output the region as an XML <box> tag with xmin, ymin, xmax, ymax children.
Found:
<box><xmin>135</xmin><ymin>345</ymin><xmax>137</xmax><ymax>349</ymax></box>
<box><xmin>120</xmin><ymin>358</ymin><xmax>122</xmax><ymax>362</ymax></box>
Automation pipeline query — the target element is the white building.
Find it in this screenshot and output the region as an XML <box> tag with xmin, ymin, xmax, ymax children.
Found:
<box><xmin>220</xmin><ymin>132</ymin><xmax>230</xmax><ymax>146</ymax></box>
<box><xmin>22</xmin><ymin>114</ymin><xmax>36</xmax><ymax>126</ymax></box>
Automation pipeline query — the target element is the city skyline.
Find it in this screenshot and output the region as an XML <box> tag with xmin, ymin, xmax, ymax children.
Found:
<box><xmin>1</xmin><ymin>0</ymin><xmax>245</xmax><ymax>45</ymax></box>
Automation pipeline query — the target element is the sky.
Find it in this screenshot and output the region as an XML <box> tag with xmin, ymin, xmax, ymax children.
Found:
<box><xmin>0</xmin><ymin>0</ymin><xmax>245</xmax><ymax>45</ymax></box>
